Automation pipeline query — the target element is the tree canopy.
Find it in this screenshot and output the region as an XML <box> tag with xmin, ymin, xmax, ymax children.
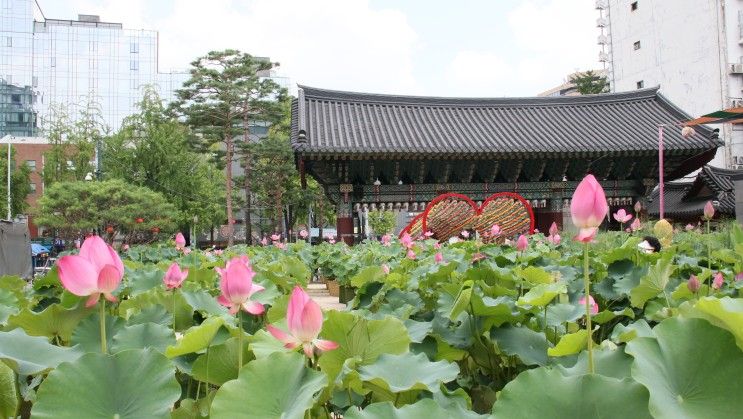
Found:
<box><xmin>103</xmin><ymin>88</ymin><xmax>225</xmax><ymax>231</ymax></box>
<box><xmin>570</xmin><ymin>70</ymin><xmax>609</xmax><ymax>95</ymax></box>
<box><xmin>35</xmin><ymin>179</ymin><xmax>178</xmax><ymax>242</ymax></box>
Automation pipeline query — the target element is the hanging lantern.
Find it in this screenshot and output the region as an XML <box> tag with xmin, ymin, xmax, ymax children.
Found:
<box><xmin>151</xmin><ymin>227</ymin><xmax>160</xmax><ymax>233</ymax></box>
<box><xmin>135</xmin><ymin>217</ymin><xmax>144</xmax><ymax>224</ymax></box>
<box><xmin>106</xmin><ymin>226</ymin><xmax>114</xmax><ymax>234</ymax></box>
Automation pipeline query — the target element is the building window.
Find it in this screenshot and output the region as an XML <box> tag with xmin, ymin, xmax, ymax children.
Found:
<box><xmin>631</xmin><ymin>2</ymin><xmax>638</xmax><ymax>11</ymax></box>
<box><xmin>633</xmin><ymin>41</ymin><xmax>641</xmax><ymax>50</ymax></box>
<box><xmin>4</xmin><ymin>37</ymin><xmax>11</xmax><ymax>47</ymax></box>
<box><xmin>29</xmin><ymin>183</ymin><xmax>36</xmax><ymax>194</ymax></box>
<box><xmin>32</xmin><ymin>76</ymin><xmax>38</xmax><ymax>87</ymax></box>
<box><xmin>11</xmin><ymin>94</ymin><xmax>20</xmax><ymax>103</ymax></box>
<box><xmin>637</xmin><ymin>80</ymin><xmax>644</xmax><ymax>89</ymax></box>
<box><xmin>130</xmin><ymin>42</ymin><xmax>139</xmax><ymax>53</ymax></box>
<box><xmin>26</xmin><ymin>160</ymin><xmax>36</xmax><ymax>171</ymax></box>
<box><xmin>130</xmin><ymin>60</ymin><xmax>138</xmax><ymax>71</ymax></box>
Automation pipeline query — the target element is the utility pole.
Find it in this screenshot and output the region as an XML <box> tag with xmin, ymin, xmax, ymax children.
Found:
<box><xmin>2</xmin><ymin>135</ymin><xmax>15</xmax><ymax>220</ymax></box>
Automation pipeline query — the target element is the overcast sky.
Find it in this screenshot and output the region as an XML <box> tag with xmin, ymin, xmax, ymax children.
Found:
<box><xmin>36</xmin><ymin>0</ymin><xmax>600</xmax><ymax>97</ymax></box>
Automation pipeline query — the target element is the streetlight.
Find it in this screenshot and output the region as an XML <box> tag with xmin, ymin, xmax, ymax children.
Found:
<box><xmin>1</xmin><ymin>134</ymin><xmax>16</xmax><ymax>221</ymax></box>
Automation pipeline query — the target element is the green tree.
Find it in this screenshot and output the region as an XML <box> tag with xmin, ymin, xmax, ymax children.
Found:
<box><xmin>570</xmin><ymin>70</ymin><xmax>609</xmax><ymax>95</ymax></box>
<box><xmin>171</xmin><ymin>50</ymin><xmax>287</xmax><ymax>246</ymax></box>
<box><xmin>0</xmin><ymin>146</ymin><xmax>32</xmax><ymax>218</ymax></box>
<box><xmin>103</xmin><ymin>87</ymin><xmax>226</xmax><ymax>235</ymax></box>
<box><xmin>41</xmin><ymin>100</ymin><xmax>107</xmax><ymax>186</ymax></box>
<box><xmin>36</xmin><ymin>179</ymin><xmax>179</xmax><ymax>243</ymax></box>
<box><xmin>367</xmin><ymin>211</ymin><xmax>396</xmax><ymax>236</ymax></box>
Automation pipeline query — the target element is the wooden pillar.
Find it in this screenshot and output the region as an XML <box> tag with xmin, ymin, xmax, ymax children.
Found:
<box><xmin>336</xmin><ymin>203</ymin><xmax>354</xmax><ymax>245</ymax></box>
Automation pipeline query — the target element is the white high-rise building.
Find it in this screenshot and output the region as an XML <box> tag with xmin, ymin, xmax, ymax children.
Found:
<box><xmin>0</xmin><ymin>0</ymin><xmax>189</xmax><ymax>134</ymax></box>
<box><xmin>598</xmin><ymin>0</ymin><xmax>743</xmax><ymax>169</ymax></box>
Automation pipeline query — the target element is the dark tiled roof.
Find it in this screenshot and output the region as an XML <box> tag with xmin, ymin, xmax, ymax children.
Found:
<box><xmin>292</xmin><ymin>85</ymin><xmax>721</xmax><ymax>157</ymax></box>
<box><xmin>648</xmin><ymin>165</ymin><xmax>739</xmax><ymax>219</ymax></box>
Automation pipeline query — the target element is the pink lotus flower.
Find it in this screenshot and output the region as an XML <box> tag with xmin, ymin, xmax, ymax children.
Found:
<box><xmin>704</xmin><ymin>201</ymin><xmax>715</xmax><ymax>220</ymax></box>
<box><xmin>214</xmin><ymin>249</ymin><xmax>223</xmax><ymax>256</ymax></box>
<box><xmin>549</xmin><ymin>222</ymin><xmax>559</xmax><ymax>237</ymax></box>
<box><xmin>275</xmin><ymin>242</ymin><xmax>287</xmax><ymax>250</ymax></box>
<box><xmin>175</xmin><ymin>232</ymin><xmax>186</xmax><ymax>250</ymax></box>
<box><xmin>122</xmin><ymin>244</ymin><xmax>129</xmax><ymax>251</ymax></box>
<box><xmin>381</xmin><ymin>234</ymin><xmax>391</xmax><ymax>246</ymax></box>
<box><xmin>435</xmin><ymin>252</ymin><xmax>444</xmax><ymax>263</ymax></box>
<box><xmin>260</xmin><ymin>237</ymin><xmax>268</xmax><ymax>246</ymax></box>
<box><xmin>400</xmin><ymin>232</ymin><xmax>413</xmax><ymax>249</ymax></box>
<box><xmin>634</xmin><ymin>201</ymin><xmax>642</xmax><ymax>214</ymax></box>
<box><xmin>613</xmin><ymin>209</ymin><xmax>633</xmax><ymax>224</ymax></box>
<box><xmin>433</xmin><ymin>242</ymin><xmax>441</xmax><ymax>249</ymax></box>
<box><xmin>712</xmin><ymin>272</ymin><xmax>724</xmax><ymax>290</ymax></box>
<box><xmin>516</xmin><ymin>234</ymin><xmax>528</xmax><ymax>251</ymax></box>
<box><xmin>685</xmin><ymin>224</ymin><xmax>695</xmax><ymax>231</ymax></box>
<box><xmin>382</xmin><ymin>264</ymin><xmax>390</xmax><ymax>274</ymax></box>
<box><xmin>461</xmin><ymin>230</ymin><xmax>470</xmax><ymax>238</ymax></box>
<box><xmin>687</xmin><ymin>275</ymin><xmax>701</xmax><ymax>293</ymax></box>
<box><xmin>216</xmin><ymin>257</ymin><xmax>265</xmax><ymax>315</ymax></box>
<box><xmin>271</xmin><ymin>234</ymin><xmax>281</xmax><ymax>242</ymax></box>
<box><xmin>183</xmin><ymin>247</ymin><xmax>192</xmax><ymax>255</ymax></box>
<box><xmin>491</xmin><ymin>224</ymin><xmax>502</xmax><ymax>237</ymax></box>
<box><xmin>163</xmin><ymin>262</ymin><xmax>188</xmax><ymax>289</ymax></box>
<box><xmin>57</xmin><ymin>236</ymin><xmax>125</xmax><ymax>307</ymax></box>
<box><xmin>547</xmin><ymin>234</ymin><xmax>561</xmax><ymax>245</ymax></box>
<box><xmin>579</xmin><ymin>295</ymin><xmax>599</xmax><ymax>315</ymax></box>
<box><xmin>407</xmin><ymin>249</ymin><xmax>416</xmax><ymax>260</ymax></box>
<box><xmin>267</xmin><ymin>286</ymin><xmax>339</xmax><ymax>358</ymax></box>
<box><xmin>299</xmin><ymin>229</ymin><xmax>308</xmax><ymax>239</ymax></box>
<box><xmin>570</xmin><ymin>175</ymin><xmax>608</xmax><ymax>243</ymax></box>
<box><xmin>424</xmin><ymin>230</ymin><xmax>434</xmax><ymax>238</ymax></box>
<box><xmin>736</xmin><ymin>272</ymin><xmax>743</xmax><ymax>282</ymax></box>
<box><xmin>630</xmin><ymin>218</ymin><xmax>641</xmax><ymax>232</ymax></box>
<box><xmin>328</xmin><ymin>237</ymin><xmax>336</xmax><ymax>244</ymax></box>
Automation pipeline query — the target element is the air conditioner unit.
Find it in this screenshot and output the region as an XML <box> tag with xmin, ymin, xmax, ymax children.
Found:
<box><xmin>595</xmin><ymin>0</ymin><xmax>608</xmax><ymax>10</ymax></box>
<box><xmin>599</xmin><ymin>52</ymin><xmax>609</xmax><ymax>62</ymax></box>
<box><xmin>597</xmin><ymin>35</ymin><xmax>608</xmax><ymax>45</ymax></box>
<box><xmin>731</xmin><ymin>63</ymin><xmax>743</xmax><ymax>74</ymax></box>
<box><xmin>731</xmin><ymin>98</ymin><xmax>743</xmax><ymax>108</ymax></box>
<box><xmin>735</xmin><ymin>156</ymin><xmax>743</xmax><ymax>165</ymax></box>
<box><xmin>596</xmin><ymin>17</ymin><xmax>608</xmax><ymax>27</ymax></box>
<box><xmin>733</xmin><ymin>164</ymin><xmax>743</xmax><ymax>170</ymax></box>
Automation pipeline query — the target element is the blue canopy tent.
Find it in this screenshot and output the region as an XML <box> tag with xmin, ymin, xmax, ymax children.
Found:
<box><xmin>31</xmin><ymin>243</ymin><xmax>50</xmax><ymax>256</ymax></box>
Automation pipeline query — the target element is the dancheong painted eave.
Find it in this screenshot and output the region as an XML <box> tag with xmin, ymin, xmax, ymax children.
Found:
<box><xmin>291</xmin><ymin>85</ymin><xmax>721</xmax><ymax>159</ymax></box>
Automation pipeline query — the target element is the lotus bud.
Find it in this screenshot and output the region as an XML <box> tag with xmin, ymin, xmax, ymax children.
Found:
<box><xmin>703</xmin><ymin>201</ymin><xmax>715</xmax><ymax>220</ymax></box>
<box><xmin>461</xmin><ymin>230</ymin><xmax>470</xmax><ymax>239</ymax></box>
<box><xmin>634</xmin><ymin>201</ymin><xmax>642</xmax><ymax>214</ymax></box>
<box><xmin>570</xmin><ymin>175</ymin><xmax>609</xmax><ymax>243</ymax></box>
<box><xmin>175</xmin><ymin>232</ymin><xmax>186</xmax><ymax>250</ymax></box>
<box><xmin>736</xmin><ymin>272</ymin><xmax>743</xmax><ymax>282</ymax></box>
<box><xmin>382</xmin><ymin>264</ymin><xmax>390</xmax><ymax>274</ymax></box>
<box><xmin>549</xmin><ymin>222</ymin><xmax>559</xmax><ymax>236</ymax></box>
<box><xmin>407</xmin><ymin>249</ymin><xmax>416</xmax><ymax>260</ymax></box>
<box><xmin>435</xmin><ymin>252</ymin><xmax>444</xmax><ymax>263</ymax></box>
<box><xmin>516</xmin><ymin>234</ymin><xmax>528</xmax><ymax>251</ymax></box>
<box><xmin>687</xmin><ymin>275</ymin><xmax>701</xmax><ymax>293</ymax></box>
<box><xmin>712</xmin><ymin>272</ymin><xmax>724</xmax><ymax>290</ymax></box>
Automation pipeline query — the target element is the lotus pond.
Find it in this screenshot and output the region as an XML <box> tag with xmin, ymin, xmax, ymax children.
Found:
<box><xmin>2</xmin><ymin>222</ymin><xmax>743</xmax><ymax>418</ymax></box>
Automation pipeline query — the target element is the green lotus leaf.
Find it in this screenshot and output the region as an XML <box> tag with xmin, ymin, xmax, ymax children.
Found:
<box><xmin>165</xmin><ymin>316</ymin><xmax>224</xmax><ymax>358</ymax></box>
<box><xmin>558</xmin><ymin>346</ymin><xmax>633</xmax><ymax>379</ymax></box>
<box><xmin>127</xmin><ymin>304</ymin><xmax>170</xmax><ymax>326</ymax></box>
<box><xmin>345</xmin><ymin>398</ymin><xmax>487</xmax><ymax>419</ymax></box>
<box><xmin>0</xmin><ymin>361</ymin><xmax>17</xmax><ymax>418</ymax></box>
<box><xmin>351</xmin><ymin>266</ymin><xmax>386</xmax><ymax>288</ymax></box>
<box><xmin>610</xmin><ymin>319</ymin><xmax>653</xmax><ymax>343</ymax></box>
<box><xmin>448</xmin><ymin>280</ymin><xmax>473</xmax><ymax>320</ymax></box>
<box><xmin>689</xmin><ymin>297</ymin><xmax>743</xmax><ymax>350</ymax></box>
<box><xmin>111</xmin><ymin>322</ymin><xmax>175</xmax><ymax>354</ymax></box>
<box><xmin>630</xmin><ymin>255</ymin><xmax>674</xmax><ymax>308</ymax></box>
<box><xmin>0</xmin><ymin>328</ymin><xmax>82</xmax><ymax>375</ymax></box>
<box><xmin>490</xmin><ymin>324</ymin><xmax>550</xmax><ymax>366</ymax></box>
<box><xmin>626</xmin><ymin>317</ymin><xmax>743</xmax><ymax>419</ymax></box>
<box><xmin>31</xmin><ymin>348</ymin><xmax>180</xmax><ymax>419</ymax></box>
<box><xmin>181</xmin><ymin>289</ymin><xmax>230</xmax><ymax>317</ymax></box>
<box><xmin>71</xmin><ymin>312</ymin><xmax>126</xmax><ymax>353</ymax></box>
<box><xmin>593</xmin><ymin>307</ymin><xmax>634</xmax><ymax>325</ymax></box>
<box><xmin>8</xmin><ymin>302</ymin><xmax>92</xmax><ymax>343</ymax></box>
<box><xmin>210</xmin><ymin>352</ymin><xmax>327</xmax><ymax>419</ymax></box>
<box><xmin>318</xmin><ymin>311</ymin><xmax>410</xmax><ymax>381</ymax></box>
<box><xmin>546</xmin><ymin>303</ymin><xmax>585</xmax><ymax>327</ymax></box>
<box><xmin>126</xmin><ymin>268</ymin><xmax>164</xmax><ymax>296</ymax></box>
<box><xmin>491</xmin><ymin>367</ymin><xmax>652</xmax><ymax>418</ymax></box>
<box><xmin>248</xmin><ymin>328</ymin><xmax>293</xmax><ymax>359</ymax></box>
<box><xmin>517</xmin><ymin>282</ymin><xmax>566</xmax><ymax>307</ymax></box>
<box><xmin>547</xmin><ymin>329</ymin><xmax>588</xmax><ymax>357</ymax></box>
<box><xmin>357</xmin><ymin>352</ymin><xmax>459</xmax><ymax>394</ymax></box>
<box><xmin>0</xmin><ymin>289</ymin><xmax>19</xmax><ymax>326</ymax></box>
<box><xmin>403</xmin><ymin>319</ymin><xmax>432</xmax><ymax>343</ymax></box>
<box><xmin>192</xmin><ymin>336</ymin><xmax>253</xmax><ymax>386</ymax></box>
<box><xmin>517</xmin><ymin>266</ymin><xmax>552</xmax><ymax>284</ymax></box>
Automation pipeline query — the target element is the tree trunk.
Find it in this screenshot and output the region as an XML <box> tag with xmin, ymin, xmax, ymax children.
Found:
<box><xmin>242</xmin><ymin>99</ymin><xmax>253</xmax><ymax>245</ymax></box>
<box><xmin>225</xmin><ymin>132</ymin><xmax>234</xmax><ymax>247</ymax></box>
<box><xmin>317</xmin><ymin>198</ymin><xmax>324</xmax><ymax>243</ymax></box>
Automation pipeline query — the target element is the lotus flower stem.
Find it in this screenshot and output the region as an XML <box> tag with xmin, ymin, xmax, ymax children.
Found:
<box><xmin>172</xmin><ymin>290</ymin><xmax>177</xmax><ymax>333</ymax></box>
<box><xmin>583</xmin><ymin>242</ymin><xmax>594</xmax><ymax>374</ymax></box>
<box><xmin>99</xmin><ymin>298</ymin><xmax>107</xmax><ymax>354</ymax></box>
<box><xmin>706</xmin><ymin>219</ymin><xmax>711</xmax><ymax>296</ymax></box>
<box><xmin>237</xmin><ymin>314</ymin><xmax>243</xmax><ymax>370</ymax></box>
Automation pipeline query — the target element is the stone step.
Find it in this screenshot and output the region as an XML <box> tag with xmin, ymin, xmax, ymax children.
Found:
<box><xmin>307</xmin><ymin>283</ymin><xmax>328</xmax><ymax>290</ymax></box>
<box><xmin>310</xmin><ymin>295</ymin><xmax>346</xmax><ymax>311</ymax></box>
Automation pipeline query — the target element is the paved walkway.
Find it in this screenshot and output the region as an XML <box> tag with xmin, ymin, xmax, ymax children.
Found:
<box><xmin>307</xmin><ymin>283</ymin><xmax>346</xmax><ymax>311</ymax></box>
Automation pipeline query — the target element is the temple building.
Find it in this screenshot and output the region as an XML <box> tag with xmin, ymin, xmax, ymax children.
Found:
<box><xmin>291</xmin><ymin>86</ymin><xmax>721</xmax><ymax>243</ymax></box>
